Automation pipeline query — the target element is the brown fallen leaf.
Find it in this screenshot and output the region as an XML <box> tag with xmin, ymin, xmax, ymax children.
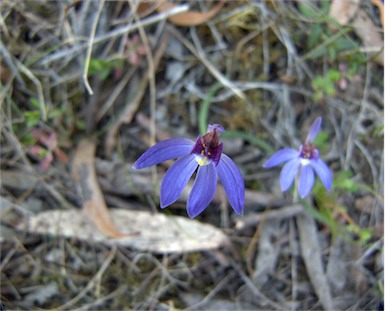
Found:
<box><xmin>71</xmin><ymin>139</ymin><xmax>128</xmax><ymax>238</ymax></box>
<box><xmin>155</xmin><ymin>0</ymin><xmax>224</xmax><ymax>26</ymax></box>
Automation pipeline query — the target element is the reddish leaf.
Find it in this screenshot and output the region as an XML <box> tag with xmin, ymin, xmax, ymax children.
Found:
<box><xmin>54</xmin><ymin>148</ymin><xmax>69</xmax><ymax>164</ymax></box>
<box><xmin>155</xmin><ymin>0</ymin><xmax>224</xmax><ymax>26</ymax></box>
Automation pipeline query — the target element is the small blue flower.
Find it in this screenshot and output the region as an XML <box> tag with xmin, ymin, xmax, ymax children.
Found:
<box><xmin>133</xmin><ymin>124</ymin><xmax>245</xmax><ymax>218</ymax></box>
<box><xmin>263</xmin><ymin>117</ymin><xmax>332</xmax><ymax>199</ymax></box>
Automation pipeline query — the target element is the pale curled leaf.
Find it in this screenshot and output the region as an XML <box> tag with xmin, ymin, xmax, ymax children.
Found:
<box><xmin>21</xmin><ymin>209</ymin><xmax>230</xmax><ymax>253</ymax></box>
<box><xmin>71</xmin><ymin>139</ymin><xmax>126</xmax><ymax>238</ymax></box>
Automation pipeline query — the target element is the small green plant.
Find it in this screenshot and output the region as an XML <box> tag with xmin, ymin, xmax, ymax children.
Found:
<box><xmin>311</xmin><ymin>68</ymin><xmax>341</xmax><ymax>101</ymax></box>
<box><xmin>88</xmin><ymin>58</ymin><xmax>123</xmax><ymax>80</ymax></box>
<box><xmin>311</xmin><ymin>170</ymin><xmax>373</xmax><ymax>244</ymax></box>
<box><xmin>298</xmin><ymin>2</ymin><xmax>364</xmax><ymax>62</ymax></box>
<box><xmin>11</xmin><ymin>97</ymin><xmax>74</xmax><ymax>169</ymax></box>
<box><xmin>88</xmin><ymin>35</ymin><xmax>147</xmax><ymax>80</ymax></box>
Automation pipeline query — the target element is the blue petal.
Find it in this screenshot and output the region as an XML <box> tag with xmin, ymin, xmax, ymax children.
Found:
<box><xmin>216</xmin><ymin>154</ymin><xmax>245</xmax><ymax>215</ymax></box>
<box><xmin>310</xmin><ymin>158</ymin><xmax>332</xmax><ymax>191</ymax></box>
<box><xmin>187</xmin><ymin>163</ymin><xmax>217</xmax><ymax>218</ymax></box>
<box><xmin>160</xmin><ymin>154</ymin><xmax>198</xmax><ymax>208</ymax></box>
<box><xmin>132</xmin><ymin>138</ymin><xmax>194</xmax><ymax>169</ymax></box>
<box><xmin>280</xmin><ymin>158</ymin><xmax>300</xmax><ymax>191</ymax></box>
<box><xmin>306</xmin><ymin>117</ymin><xmax>322</xmax><ymax>144</ymax></box>
<box><xmin>263</xmin><ymin>148</ymin><xmax>298</xmax><ymax>168</ymax></box>
<box><xmin>298</xmin><ymin>165</ymin><xmax>315</xmax><ymax>198</ymax></box>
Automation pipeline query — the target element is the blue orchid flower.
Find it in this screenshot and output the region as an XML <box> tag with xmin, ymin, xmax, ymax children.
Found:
<box><xmin>133</xmin><ymin>124</ymin><xmax>245</xmax><ymax>218</ymax></box>
<box><xmin>263</xmin><ymin>117</ymin><xmax>332</xmax><ymax>198</ymax></box>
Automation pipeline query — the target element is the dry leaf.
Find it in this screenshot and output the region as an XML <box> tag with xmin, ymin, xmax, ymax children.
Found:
<box><xmin>71</xmin><ymin>139</ymin><xmax>126</xmax><ymax>238</ymax></box>
<box><xmin>329</xmin><ymin>0</ymin><xmax>360</xmax><ymax>25</ymax></box>
<box><xmin>296</xmin><ymin>212</ymin><xmax>334</xmax><ymax>310</ymax></box>
<box><xmin>330</xmin><ymin>0</ymin><xmax>384</xmax><ymax>65</ymax></box>
<box><xmin>252</xmin><ymin>219</ymin><xmax>282</xmax><ymax>286</ymax></box>
<box><xmin>352</xmin><ymin>10</ymin><xmax>384</xmax><ymax>65</ymax></box>
<box><xmin>155</xmin><ymin>0</ymin><xmax>224</xmax><ymax>26</ymax></box>
<box><xmin>20</xmin><ymin>209</ymin><xmax>230</xmax><ymax>253</ymax></box>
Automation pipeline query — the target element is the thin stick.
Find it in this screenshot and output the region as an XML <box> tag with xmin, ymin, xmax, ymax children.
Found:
<box><xmin>0</xmin><ymin>40</ymin><xmax>25</xmax><ymax>88</ymax></box>
<box><xmin>13</xmin><ymin>59</ymin><xmax>46</xmax><ymax>120</ymax></box>
<box><xmin>133</xmin><ymin>0</ymin><xmax>157</xmax><ymax>145</ymax></box>
<box><xmin>82</xmin><ymin>0</ymin><xmax>105</xmax><ymax>95</ymax></box>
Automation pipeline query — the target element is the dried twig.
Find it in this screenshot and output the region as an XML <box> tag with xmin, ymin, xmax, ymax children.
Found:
<box><xmin>82</xmin><ymin>0</ymin><xmax>105</xmax><ymax>95</ymax></box>
<box><xmin>0</xmin><ymin>40</ymin><xmax>25</xmax><ymax>88</ymax></box>
<box><xmin>132</xmin><ymin>0</ymin><xmax>157</xmax><ymax>146</ymax></box>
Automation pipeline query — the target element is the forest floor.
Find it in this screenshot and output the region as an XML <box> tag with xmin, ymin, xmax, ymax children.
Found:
<box><xmin>1</xmin><ymin>1</ymin><xmax>384</xmax><ymax>310</ymax></box>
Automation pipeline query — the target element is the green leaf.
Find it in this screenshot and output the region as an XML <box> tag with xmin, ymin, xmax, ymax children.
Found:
<box><xmin>87</xmin><ymin>58</ymin><xmax>122</xmax><ymax>79</ymax></box>
<box><xmin>320</xmin><ymin>1</ymin><xmax>331</xmax><ymax>14</ymax></box>
<box><xmin>29</xmin><ymin>98</ymin><xmax>41</xmax><ymax>110</ymax></box>
<box><xmin>88</xmin><ymin>58</ymin><xmax>110</xmax><ymax>74</ymax></box>
<box><xmin>311</xmin><ymin>76</ymin><xmax>325</xmax><ymax>90</ymax></box>
<box><xmin>99</xmin><ymin>68</ymin><xmax>111</xmax><ymax>80</ymax></box>
<box><xmin>75</xmin><ymin>120</ymin><xmax>86</xmax><ymax>130</ymax></box>
<box><xmin>21</xmin><ymin>134</ymin><xmax>35</xmax><ymax>145</ymax></box>
<box><xmin>327</xmin><ymin>69</ymin><xmax>341</xmax><ymax>81</ymax></box>
<box><xmin>298</xmin><ymin>3</ymin><xmax>318</xmax><ymax>18</ymax></box>
<box><xmin>307</xmin><ymin>24</ymin><xmax>323</xmax><ymax>50</ymax></box>
<box><xmin>373</xmin><ymin>124</ymin><xmax>384</xmax><ymax>137</ymax></box>
<box><xmin>198</xmin><ymin>83</ymin><xmax>221</xmax><ymax>135</ymax></box>
<box><xmin>48</xmin><ymin>108</ymin><xmax>65</xmax><ymax>118</ymax></box>
<box><xmin>328</xmin><ymin>46</ymin><xmax>337</xmax><ymax>61</ymax></box>
<box><xmin>314</xmin><ymin>131</ymin><xmax>329</xmax><ymax>149</ymax></box>
<box><xmin>334</xmin><ymin>171</ymin><xmax>358</xmax><ymax>192</ymax></box>
<box><xmin>359</xmin><ymin>228</ymin><xmax>372</xmax><ymax>243</ymax></box>
<box><xmin>24</xmin><ymin>111</ymin><xmax>41</xmax><ymax>127</ymax></box>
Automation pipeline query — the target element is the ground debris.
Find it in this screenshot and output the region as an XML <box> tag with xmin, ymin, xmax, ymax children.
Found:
<box><xmin>19</xmin><ymin>208</ymin><xmax>230</xmax><ymax>254</ymax></box>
